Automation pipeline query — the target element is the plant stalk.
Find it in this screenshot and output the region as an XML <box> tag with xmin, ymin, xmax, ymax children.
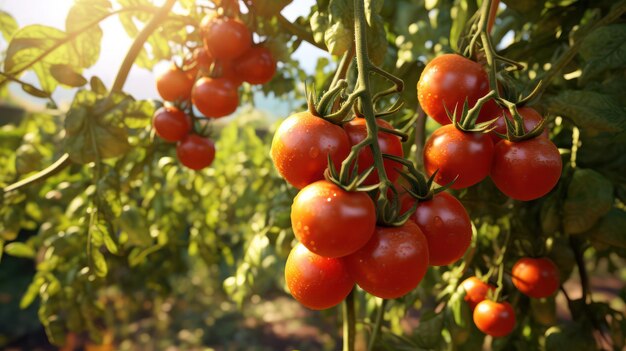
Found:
<box><xmin>343</xmin><ymin>290</ymin><xmax>356</xmax><ymax>351</ymax></box>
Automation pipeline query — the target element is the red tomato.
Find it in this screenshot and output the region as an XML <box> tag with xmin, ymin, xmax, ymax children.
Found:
<box><xmin>473</xmin><ymin>300</ymin><xmax>516</xmax><ymax>337</ymax></box>
<box><xmin>201</xmin><ymin>16</ymin><xmax>251</xmax><ymax>60</ymax></box>
<box><xmin>192</xmin><ymin>77</ymin><xmax>239</xmax><ymax>118</ymax></box>
<box><xmin>423</xmin><ymin>124</ymin><xmax>494</xmax><ymax>189</ymax></box>
<box><xmin>490</xmin><ymin>137</ymin><xmax>562</xmax><ymax>201</ymax></box>
<box><xmin>194</xmin><ymin>47</ymin><xmax>214</xmax><ymax>69</ymax></box>
<box><xmin>490</xmin><ymin>107</ymin><xmax>549</xmax><ymax>143</ymax></box>
<box><xmin>270</xmin><ymin>112</ymin><xmax>351</xmax><ymax>189</ymax></box>
<box><xmin>417</xmin><ymin>54</ymin><xmax>500</xmax><ymax>125</ymax></box>
<box><xmin>176</xmin><ymin>134</ymin><xmax>215</xmax><ymax>170</ymax></box>
<box><xmin>152</xmin><ymin>105</ymin><xmax>192</xmax><ymax>142</ymax></box>
<box><xmin>411</xmin><ymin>192</ymin><xmax>471</xmax><ymax>266</ymax></box>
<box><xmin>344</xmin><ymin>118</ymin><xmax>404</xmax><ymax>185</ymax></box>
<box><xmin>156</xmin><ymin>64</ymin><xmax>195</xmax><ymax>102</ymax></box>
<box><xmin>342</xmin><ymin>221</ymin><xmax>429</xmax><ymax>299</ymax></box>
<box><xmin>285</xmin><ymin>243</ymin><xmax>354</xmax><ymax>310</ymax></box>
<box><xmin>234</xmin><ymin>46</ymin><xmax>277</xmax><ymax>85</ymax></box>
<box><xmin>511</xmin><ymin>257</ymin><xmax>560</xmax><ymax>298</ymax></box>
<box><xmin>291</xmin><ymin>180</ymin><xmax>376</xmax><ymax>258</ymax></box>
<box><xmin>461</xmin><ymin>277</ymin><xmax>495</xmax><ymax>310</ymax></box>
<box><xmin>216</xmin><ymin>60</ymin><xmax>244</xmax><ymax>86</ymax></box>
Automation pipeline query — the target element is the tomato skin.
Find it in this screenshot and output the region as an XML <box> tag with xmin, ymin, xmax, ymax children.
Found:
<box><xmin>156</xmin><ymin>64</ymin><xmax>195</xmax><ymax>102</ymax></box>
<box><xmin>411</xmin><ymin>192</ymin><xmax>472</xmax><ymax>266</ymax></box>
<box><xmin>192</xmin><ymin>77</ymin><xmax>239</xmax><ymax>118</ymax></box>
<box><xmin>423</xmin><ymin>124</ymin><xmax>494</xmax><ymax>189</ymax></box>
<box><xmin>271</xmin><ymin>112</ymin><xmax>351</xmax><ymax>189</ymax></box>
<box><xmin>461</xmin><ymin>277</ymin><xmax>496</xmax><ymax>310</ymax></box>
<box><xmin>490</xmin><ymin>107</ymin><xmax>548</xmax><ymax>143</ymax></box>
<box><xmin>194</xmin><ymin>47</ymin><xmax>214</xmax><ymax>69</ymax></box>
<box><xmin>490</xmin><ymin>137</ymin><xmax>562</xmax><ymax>201</ymax></box>
<box><xmin>235</xmin><ymin>46</ymin><xmax>276</xmax><ymax>85</ymax></box>
<box><xmin>176</xmin><ymin>134</ymin><xmax>216</xmax><ymax>170</ymax></box>
<box><xmin>344</xmin><ymin>118</ymin><xmax>404</xmax><ymax>185</ymax></box>
<box><xmin>291</xmin><ymin>180</ymin><xmax>376</xmax><ymax>258</ymax></box>
<box><xmin>285</xmin><ymin>243</ymin><xmax>354</xmax><ymax>310</ymax></box>
<box><xmin>417</xmin><ymin>54</ymin><xmax>500</xmax><ymax>126</ymax></box>
<box><xmin>343</xmin><ymin>221</ymin><xmax>429</xmax><ymax>299</ymax></box>
<box><xmin>512</xmin><ymin>257</ymin><xmax>560</xmax><ymax>298</ymax></box>
<box><xmin>473</xmin><ymin>300</ymin><xmax>516</xmax><ymax>337</ymax></box>
<box><xmin>152</xmin><ymin>106</ymin><xmax>192</xmax><ymax>142</ymax></box>
<box><xmin>201</xmin><ymin>16</ymin><xmax>252</xmax><ymax>60</ymax></box>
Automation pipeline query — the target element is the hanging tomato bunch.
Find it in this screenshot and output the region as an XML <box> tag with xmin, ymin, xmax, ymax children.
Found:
<box><xmin>153</xmin><ymin>4</ymin><xmax>276</xmax><ymax>170</ymax></box>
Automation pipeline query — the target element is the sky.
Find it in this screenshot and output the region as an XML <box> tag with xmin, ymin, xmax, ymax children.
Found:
<box><xmin>0</xmin><ymin>0</ymin><xmax>329</xmax><ymax>115</ymax></box>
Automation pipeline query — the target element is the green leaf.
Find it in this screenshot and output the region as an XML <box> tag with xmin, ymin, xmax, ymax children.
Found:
<box><xmin>66</xmin><ymin>0</ymin><xmax>109</xmax><ymax>68</ymax></box>
<box><xmin>547</xmin><ymin>90</ymin><xmax>626</xmax><ymax>133</ymax></box>
<box><xmin>580</xmin><ymin>24</ymin><xmax>626</xmax><ymax>83</ymax></box>
<box><xmin>20</xmin><ymin>274</ymin><xmax>44</xmax><ymax>309</ymax></box>
<box><xmin>21</xmin><ymin>83</ymin><xmax>51</xmax><ymax>98</ymax></box>
<box><xmin>50</xmin><ymin>64</ymin><xmax>88</xmax><ymax>87</ymax></box>
<box><xmin>585</xmin><ymin>208</ymin><xmax>626</xmax><ymax>249</ymax></box>
<box><xmin>91</xmin><ymin>248</ymin><xmax>108</xmax><ymax>277</ymax></box>
<box><xmin>4</xmin><ymin>242</ymin><xmax>36</xmax><ymax>258</ymax></box>
<box><xmin>545</xmin><ymin>322</ymin><xmax>596</xmax><ymax>351</ymax></box>
<box><xmin>563</xmin><ymin>168</ymin><xmax>613</xmax><ymax>235</ymax></box>
<box><xmin>64</xmin><ymin>91</ymin><xmax>131</xmax><ymax>164</ymax></box>
<box><xmin>412</xmin><ymin>312</ymin><xmax>444</xmax><ymax>348</ymax></box>
<box><xmin>450</xmin><ymin>0</ymin><xmax>477</xmax><ymax>52</ymax></box>
<box><xmin>0</xmin><ymin>10</ymin><xmax>18</xmax><ymax>41</ymax></box>
<box><xmin>90</xmin><ymin>76</ymin><xmax>108</xmax><ymax>95</ymax></box>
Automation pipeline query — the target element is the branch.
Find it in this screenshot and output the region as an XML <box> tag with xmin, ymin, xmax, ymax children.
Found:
<box><xmin>3</xmin><ymin>153</ymin><xmax>71</xmax><ymax>193</ymax></box>
<box><xmin>277</xmin><ymin>14</ymin><xmax>327</xmax><ymax>51</ymax></box>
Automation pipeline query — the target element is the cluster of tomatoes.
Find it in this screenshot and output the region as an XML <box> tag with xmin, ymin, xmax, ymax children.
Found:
<box><xmin>271</xmin><ymin>110</ymin><xmax>476</xmax><ymax>309</ymax></box>
<box><xmin>153</xmin><ymin>11</ymin><xmax>276</xmax><ymax>170</ymax></box>
<box><xmin>418</xmin><ymin>54</ymin><xmax>562</xmax><ymax>201</ymax></box>
<box><xmin>462</xmin><ymin>257</ymin><xmax>560</xmax><ymax>337</ymax></box>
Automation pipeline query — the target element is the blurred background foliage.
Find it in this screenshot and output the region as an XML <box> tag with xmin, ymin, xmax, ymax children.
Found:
<box><xmin>0</xmin><ymin>0</ymin><xmax>625</xmax><ymax>350</ymax></box>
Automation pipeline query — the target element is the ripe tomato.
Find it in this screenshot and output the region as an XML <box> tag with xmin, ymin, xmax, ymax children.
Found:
<box><xmin>511</xmin><ymin>257</ymin><xmax>560</xmax><ymax>298</ymax></box>
<box><xmin>411</xmin><ymin>192</ymin><xmax>471</xmax><ymax>266</ymax></box>
<box><xmin>156</xmin><ymin>64</ymin><xmax>195</xmax><ymax>102</ymax></box>
<box><xmin>490</xmin><ymin>137</ymin><xmax>562</xmax><ymax>201</ymax></box>
<box><xmin>192</xmin><ymin>77</ymin><xmax>239</xmax><ymax>118</ymax></box>
<box><xmin>176</xmin><ymin>134</ymin><xmax>215</xmax><ymax>170</ymax></box>
<box><xmin>201</xmin><ymin>16</ymin><xmax>251</xmax><ymax>60</ymax></box>
<box><xmin>473</xmin><ymin>300</ymin><xmax>516</xmax><ymax>337</ymax></box>
<box><xmin>234</xmin><ymin>46</ymin><xmax>276</xmax><ymax>85</ymax></box>
<box><xmin>490</xmin><ymin>107</ymin><xmax>548</xmax><ymax>143</ymax></box>
<box><xmin>216</xmin><ymin>59</ymin><xmax>244</xmax><ymax>86</ymax></box>
<box><xmin>152</xmin><ymin>105</ymin><xmax>192</xmax><ymax>142</ymax></box>
<box><xmin>461</xmin><ymin>277</ymin><xmax>495</xmax><ymax>310</ymax></box>
<box><xmin>342</xmin><ymin>221</ymin><xmax>429</xmax><ymax>299</ymax></box>
<box><xmin>423</xmin><ymin>124</ymin><xmax>494</xmax><ymax>189</ymax></box>
<box><xmin>194</xmin><ymin>46</ymin><xmax>214</xmax><ymax>70</ymax></box>
<box><xmin>417</xmin><ymin>54</ymin><xmax>500</xmax><ymax>126</ymax></box>
<box><xmin>270</xmin><ymin>112</ymin><xmax>351</xmax><ymax>189</ymax></box>
<box><xmin>343</xmin><ymin>118</ymin><xmax>404</xmax><ymax>185</ymax></box>
<box><xmin>285</xmin><ymin>243</ymin><xmax>354</xmax><ymax>310</ymax></box>
<box><xmin>291</xmin><ymin>180</ymin><xmax>376</xmax><ymax>258</ymax></box>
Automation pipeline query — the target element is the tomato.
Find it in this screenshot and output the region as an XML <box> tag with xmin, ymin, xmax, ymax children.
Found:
<box><xmin>411</xmin><ymin>192</ymin><xmax>472</xmax><ymax>266</ymax></box>
<box><xmin>216</xmin><ymin>59</ymin><xmax>243</xmax><ymax>86</ymax></box>
<box><xmin>271</xmin><ymin>112</ymin><xmax>351</xmax><ymax>189</ymax></box>
<box><xmin>490</xmin><ymin>107</ymin><xmax>549</xmax><ymax>143</ymax></box>
<box><xmin>234</xmin><ymin>46</ymin><xmax>276</xmax><ymax>85</ymax></box>
<box><xmin>176</xmin><ymin>134</ymin><xmax>216</xmax><ymax>170</ymax></box>
<box><xmin>201</xmin><ymin>16</ymin><xmax>251</xmax><ymax>60</ymax></box>
<box><xmin>343</xmin><ymin>118</ymin><xmax>404</xmax><ymax>185</ymax></box>
<box><xmin>291</xmin><ymin>180</ymin><xmax>376</xmax><ymax>258</ymax></box>
<box><xmin>473</xmin><ymin>300</ymin><xmax>516</xmax><ymax>337</ymax></box>
<box><xmin>342</xmin><ymin>220</ymin><xmax>429</xmax><ymax>299</ymax></box>
<box><xmin>461</xmin><ymin>277</ymin><xmax>495</xmax><ymax>310</ymax></box>
<box><xmin>490</xmin><ymin>137</ymin><xmax>562</xmax><ymax>201</ymax></box>
<box><xmin>192</xmin><ymin>77</ymin><xmax>239</xmax><ymax>118</ymax></box>
<box><xmin>423</xmin><ymin>124</ymin><xmax>494</xmax><ymax>189</ymax></box>
<box><xmin>152</xmin><ymin>105</ymin><xmax>192</xmax><ymax>142</ymax></box>
<box><xmin>511</xmin><ymin>257</ymin><xmax>560</xmax><ymax>298</ymax></box>
<box><xmin>285</xmin><ymin>243</ymin><xmax>354</xmax><ymax>310</ymax></box>
<box><xmin>417</xmin><ymin>54</ymin><xmax>500</xmax><ymax>126</ymax></box>
<box><xmin>156</xmin><ymin>63</ymin><xmax>195</xmax><ymax>102</ymax></box>
<box><xmin>194</xmin><ymin>46</ymin><xmax>214</xmax><ymax>70</ymax></box>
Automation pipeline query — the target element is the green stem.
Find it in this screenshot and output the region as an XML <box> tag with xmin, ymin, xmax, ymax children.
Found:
<box><xmin>3</xmin><ymin>153</ymin><xmax>71</xmax><ymax>193</ymax></box>
<box><xmin>111</xmin><ymin>0</ymin><xmax>177</xmax><ymax>93</ymax></box>
<box><xmin>331</xmin><ymin>45</ymin><xmax>355</xmax><ymax>90</ymax></box>
<box><xmin>343</xmin><ymin>290</ymin><xmax>356</xmax><ymax>351</ymax></box>
<box><xmin>570</xmin><ymin>236</ymin><xmax>590</xmax><ymax>303</ymax></box>
<box><xmin>277</xmin><ymin>14</ymin><xmax>327</xmax><ymax>51</ymax></box>
<box><xmin>367</xmin><ymin>298</ymin><xmax>387</xmax><ymax>351</ymax></box>
<box><xmin>492</xmin><ymin>230</ymin><xmax>511</xmax><ymax>301</ymax></box>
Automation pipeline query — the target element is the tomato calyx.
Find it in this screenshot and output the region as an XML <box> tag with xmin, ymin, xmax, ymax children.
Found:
<box><xmin>324</xmin><ymin>152</ymin><xmax>377</xmax><ymax>193</ymax></box>
<box><xmin>494</xmin><ymin>105</ymin><xmax>547</xmax><ymax>142</ymax></box>
<box><xmin>306</xmin><ymin>80</ymin><xmax>356</xmax><ymax>125</ymax></box>
<box><xmin>446</xmin><ymin>90</ymin><xmax>498</xmax><ymax>132</ymax></box>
